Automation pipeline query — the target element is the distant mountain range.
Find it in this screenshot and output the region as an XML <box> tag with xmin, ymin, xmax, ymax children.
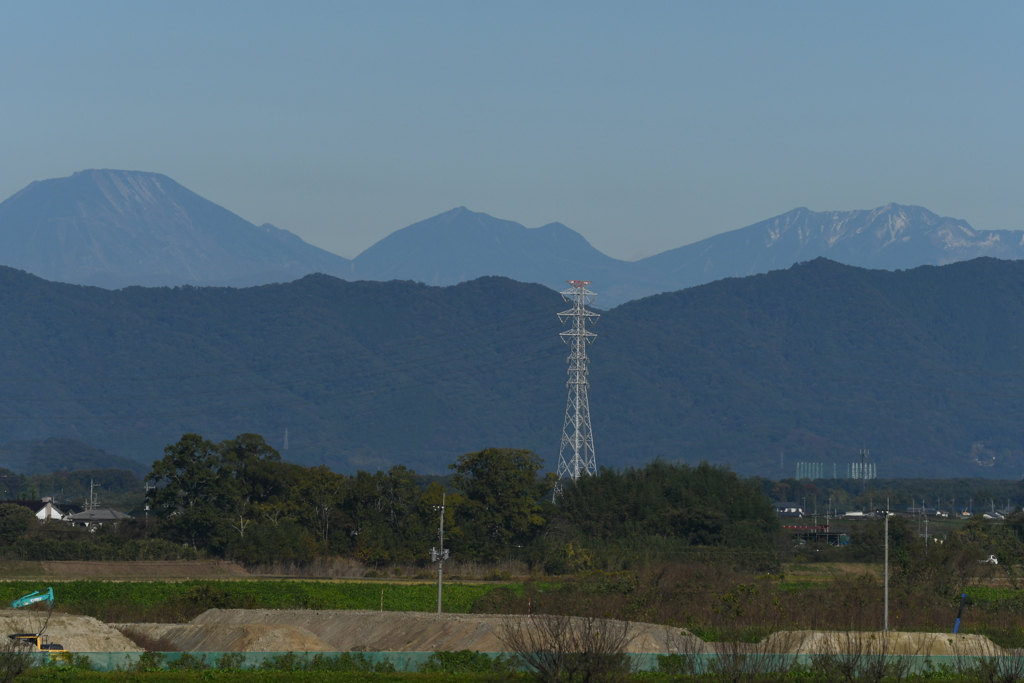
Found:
<box><xmin>3</xmin><ymin>170</ymin><xmax>1024</xmax><ymax>305</ymax></box>
<box><xmin>0</xmin><ymin>438</ymin><xmax>144</xmax><ymax>476</ymax></box>
<box><xmin>0</xmin><ymin>257</ymin><xmax>1022</xmax><ymax>478</ymax></box>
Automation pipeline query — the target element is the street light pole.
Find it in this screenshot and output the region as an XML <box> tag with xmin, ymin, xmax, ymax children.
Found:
<box><xmin>884</xmin><ymin>498</ymin><xmax>889</xmax><ymax>632</ymax></box>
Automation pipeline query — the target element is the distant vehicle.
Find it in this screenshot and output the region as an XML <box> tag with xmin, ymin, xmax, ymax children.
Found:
<box><xmin>7</xmin><ymin>634</ymin><xmax>63</xmax><ymax>652</ymax></box>
<box><xmin>7</xmin><ymin>587</ymin><xmax>64</xmax><ymax>653</ymax></box>
<box><xmin>981</xmin><ymin>555</ymin><xmax>999</xmax><ymax>565</ymax></box>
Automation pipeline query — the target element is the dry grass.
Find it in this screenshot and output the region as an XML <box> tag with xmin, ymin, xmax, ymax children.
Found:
<box><xmin>473</xmin><ymin>562</ymin><xmax>1024</xmax><ymax>648</ymax></box>
<box><xmin>246</xmin><ymin>556</ymin><xmax>366</xmax><ymax>579</ymax></box>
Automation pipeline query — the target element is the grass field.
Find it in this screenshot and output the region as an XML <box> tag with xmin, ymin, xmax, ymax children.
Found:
<box><xmin>0</xmin><ymin>580</ymin><xmax>518</xmax><ymax>623</ymax></box>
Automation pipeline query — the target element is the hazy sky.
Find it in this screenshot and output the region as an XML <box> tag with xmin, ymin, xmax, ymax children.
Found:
<box><xmin>2</xmin><ymin>2</ymin><xmax>1022</xmax><ymax>261</ymax></box>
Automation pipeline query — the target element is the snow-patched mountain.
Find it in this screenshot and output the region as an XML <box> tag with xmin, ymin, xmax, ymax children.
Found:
<box><xmin>0</xmin><ymin>169</ymin><xmax>351</xmax><ymax>288</ymax></box>
<box><xmin>640</xmin><ymin>204</ymin><xmax>1024</xmax><ymax>290</ymax></box>
<box><xmin>3</xmin><ymin>169</ymin><xmax>1023</xmax><ymax>306</ymax></box>
<box><xmin>352</xmin><ymin>204</ymin><xmax>1024</xmax><ymax>306</ymax></box>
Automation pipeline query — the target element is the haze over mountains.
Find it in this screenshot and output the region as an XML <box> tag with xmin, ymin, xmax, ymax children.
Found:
<box><xmin>3</xmin><ymin>170</ymin><xmax>1024</xmax><ymax>304</ymax></box>
<box><xmin>0</xmin><ymin>257</ymin><xmax>1023</xmax><ymax>478</ymax></box>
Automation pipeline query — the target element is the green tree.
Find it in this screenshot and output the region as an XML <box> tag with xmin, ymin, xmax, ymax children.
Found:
<box><xmin>217</xmin><ymin>434</ymin><xmax>282</xmax><ymax>539</ymax></box>
<box><xmin>0</xmin><ymin>504</ymin><xmax>35</xmax><ymax>546</ymax></box>
<box><xmin>450</xmin><ymin>448</ymin><xmax>547</xmax><ymax>560</ymax></box>
<box><xmin>303</xmin><ymin>465</ymin><xmax>344</xmax><ymax>545</ymax></box>
<box><xmin>147</xmin><ymin>434</ymin><xmax>220</xmax><ymax>510</ymax></box>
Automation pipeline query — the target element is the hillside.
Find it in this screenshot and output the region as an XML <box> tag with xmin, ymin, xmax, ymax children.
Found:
<box><xmin>0</xmin><ymin>259</ymin><xmax>1023</xmax><ymax>477</ymax></box>
<box><xmin>0</xmin><ymin>170</ymin><xmax>351</xmax><ymax>288</ymax></box>
<box><xmin>0</xmin><ymin>438</ymin><xmax>145</xmax><ymax>476</ymax></box>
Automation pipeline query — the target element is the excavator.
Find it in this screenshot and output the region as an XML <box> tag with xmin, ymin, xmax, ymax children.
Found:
<box><xmin>7</xmin><ymin>588</ymin><xmax>64</xmax><ymax>653</ymax></box>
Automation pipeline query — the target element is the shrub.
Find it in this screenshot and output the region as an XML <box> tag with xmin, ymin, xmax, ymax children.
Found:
<box><xmin>420</xmin><ymin>650</ymin><xmax>514</xmax><ymax>673</ymax></box>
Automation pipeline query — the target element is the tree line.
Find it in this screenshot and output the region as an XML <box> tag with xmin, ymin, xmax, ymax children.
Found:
<box><xmin>0</xmin><ymin>432</ymin><xmax>781</xmax><ymax>569</ymax></box>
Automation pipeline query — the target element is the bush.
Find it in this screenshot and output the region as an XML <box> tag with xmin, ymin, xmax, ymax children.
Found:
<box><xmin>131</xmin><ymin>651</ymin><xmax>166</xmax><ymax>672</ymax></box>
<box><xmin>214</xmin><ymin>652</ymin><xmax>244</xmax><ymax>670</ymax></box>
<box><xmin>259</xmin><ymin>651</ymin><xmax>395</xmax><ymax>673</ymax></box>
<box><xmin>167</xmin><ymin>653</ymin><xmax>208</xmax><ymax>671</ymax></box>
<box><xmin>420</xmin><ymin>650</ymin><xmax>514</xmax><ymax>674</ymax></box>
<box><xmin>0</xmin><ymin>639</ymin><xmax>31</xmax><ymax>683</ymax></box>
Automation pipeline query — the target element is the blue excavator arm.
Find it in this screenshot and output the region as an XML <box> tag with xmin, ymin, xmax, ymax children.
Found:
<box><xmin>10</xmin><ymin>588</ymin><xmax>54</xmax><ymax>609</ymax></box>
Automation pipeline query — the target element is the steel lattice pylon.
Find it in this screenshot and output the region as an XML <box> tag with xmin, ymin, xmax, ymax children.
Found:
<box><xmin>554</xmin><ymin>280</ymin><xmax>599</xmax><ymax>501</ymax></box>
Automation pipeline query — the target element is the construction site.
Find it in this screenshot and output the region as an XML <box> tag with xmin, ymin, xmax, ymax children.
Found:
<box><xmin>1</xmin><ymin>605</ymin><xmax>1018</xmax><ymax>673</ymax></box>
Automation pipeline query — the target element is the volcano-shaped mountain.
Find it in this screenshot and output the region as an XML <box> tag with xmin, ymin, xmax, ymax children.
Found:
<box><xmin>0</xmin><ymin>169</ymin><xmax>351</xmax><ymax>288</ymax></box>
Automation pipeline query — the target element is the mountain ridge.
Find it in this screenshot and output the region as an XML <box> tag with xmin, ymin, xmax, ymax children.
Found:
<box><xmin>5</xmin><ymin>170</ymin><xmax>1024</xmax><ymax>306</ymax></box>
<box><xmin>0</xmin><ymin>257</ymin><xmax>1021</xmax><ymax>477</ymax></box>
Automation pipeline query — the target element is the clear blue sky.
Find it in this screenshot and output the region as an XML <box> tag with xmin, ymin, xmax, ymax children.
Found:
<box><xmin>2</xmin><ymin>2</ymin><xmax>1022</xmax><ymax>260</ymax></box>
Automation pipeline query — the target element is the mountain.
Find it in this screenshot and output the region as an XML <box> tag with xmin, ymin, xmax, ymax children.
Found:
<box><xmin>5</xmin><ymin>171</ymin><xmax>1024</xmax><ymax>307</ymax></box>
<box><xmin>351</xmin><ymin>204</ymin><xmax>1024</xmax><ymax>307</ymax></box>
<box><xmin>638</xmin><ymin>203</ymin><xmax>1024</xmax><ymax>289</ymax></box>
<box><xmin>0</xmin><ymin>258</ymin><xmax>1023</xmax><ymax>477</ymax></box>
<box><xmin>0</xmin><ymin>438</ymin><xmax>145</xmax><ymax>476</ymax></box>
<box><xmin>0</xmin><ymin>169</ymin><xmax>352</xmax><ymax>288</ymax></box>
<box><xmin>349</xmin><ymin>207</ymin><xmax>672</xmax><ymax>307</ymax></box>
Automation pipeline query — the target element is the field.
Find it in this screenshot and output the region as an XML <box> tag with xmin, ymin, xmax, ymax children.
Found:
<box><xmin>0</xmin><ymin>580</ymin><xmax>512</xmax><ymax>623</ymax></box>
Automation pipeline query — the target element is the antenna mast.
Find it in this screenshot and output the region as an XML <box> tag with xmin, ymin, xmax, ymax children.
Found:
<box><xmin>554</xmin><ymin>280</ymin><xmax>599</xmax><ymax>500</ymax></box>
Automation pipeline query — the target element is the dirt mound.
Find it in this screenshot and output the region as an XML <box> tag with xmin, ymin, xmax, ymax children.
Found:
<box><xmin>761</xmin><ymin>631</ymin><xmax>1004</xmax><ymax>656</ymax></box>
<box><xmin>246</xmin><ymin>627</ymin><xmax>333</xmax><ymax>653</ymax></box>
<box><xmin>117</xmin><ymin>623</ymin><xmax>333</xmax><ymax>653</ymax></box>
<box><xmin>119</xmin><ymin>610</ymin><xmax>702</xmax><ymax>653</ymax></box>
<box><xmin>0</xmin><ymin>610</ymin><xmax>141</xmax><ymax>652</ymax></box>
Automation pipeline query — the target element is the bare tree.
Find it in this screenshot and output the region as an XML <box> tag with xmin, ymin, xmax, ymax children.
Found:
<box><xmin>500</xmin><ymin>612</ymin><xmax>636</xmax><ymax>683</ymax></box>
<box><xmin>0</xmin><ymin>638</ymin><xmax>32</xmax><ymax>683</ymax></box>
<box><xmin>952</xmin><ymin>634</ymin><xmax>1024</xmax><ymax>683</ymax></box>
<box><xmin>808</xmin><ymin>631</ymin><xmax>919</xmax><ymax>683</ymax></box>
<box><xmin>709</xmin><ymin>630</ymin><xmax>806</xmax><ymax>683</ymax></box>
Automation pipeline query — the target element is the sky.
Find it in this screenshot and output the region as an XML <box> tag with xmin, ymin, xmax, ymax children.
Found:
<box><xmin>2</xmin><ymin>2</ymin><xmax>1023</xmax><ymax>261</ymax></box>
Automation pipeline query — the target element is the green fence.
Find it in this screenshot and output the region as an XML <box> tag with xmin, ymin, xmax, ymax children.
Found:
<box><xmin>27</xmin><ymin>651</ymin><xmax>1024</xmax><ymax>674</ymax></box>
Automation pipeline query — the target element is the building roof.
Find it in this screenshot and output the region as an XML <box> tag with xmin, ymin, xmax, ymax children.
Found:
<box><xmin>65</xmin><ymin>508</ymin><xmax>131</xmax><ymax>522</ymax></box>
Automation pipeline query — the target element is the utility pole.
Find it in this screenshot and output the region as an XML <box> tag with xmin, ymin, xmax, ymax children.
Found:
<box><xmin>553</xmin><ymin>280</ymin><xmax>599</xmax><ymax>500</ymax></box>
<box><xmin>884</xmin><ymin>498</ymin><xmax>889</xmax><ymax>632</ymax></box>
<box><xmin>143</xmin><ymin>482</ymin><xmax>156</xmax><ymax>527</ymax></box>
<box><xmin>430</xmin><ymin>493</ymin><xmax>449</xmax><ymax>614</ymax></box>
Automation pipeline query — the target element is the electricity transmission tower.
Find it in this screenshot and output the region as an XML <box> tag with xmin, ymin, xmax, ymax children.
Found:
<box><xmin>554</xmin><ymin>280</ymin><xmax>599</xmax><ymax>500</ymax></box>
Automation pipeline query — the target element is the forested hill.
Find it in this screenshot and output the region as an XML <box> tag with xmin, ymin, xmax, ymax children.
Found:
<box><xmin>2</xmin><ymin>258</ymin><xmax>1024</xmax><ymax>477</ymax></box>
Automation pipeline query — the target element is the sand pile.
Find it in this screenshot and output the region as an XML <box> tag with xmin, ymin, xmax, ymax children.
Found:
<box><xmin>0</xmin><ymin>610</ymin><xmax>141</xmax><ymax>652</ymax></box>
<box><xmin>117</xmin><ymin>609</ymin><xmax>702</xmax><ymax>653</ymax></box>
<box><xmin>760</xmin><ymin>631</ymin><xmax>1004</xmax><ymax>656</ymax></box>
<box><xmin>117</xmin><ymin>623</ymin><xmax>334</xmax><ymax>653</ymax></box>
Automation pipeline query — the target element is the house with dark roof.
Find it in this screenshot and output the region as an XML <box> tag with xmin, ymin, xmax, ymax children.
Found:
<box><xmin>64</xmin><ymin>508</ymin><xmax>131</xmax><ymax>529</ymax></box>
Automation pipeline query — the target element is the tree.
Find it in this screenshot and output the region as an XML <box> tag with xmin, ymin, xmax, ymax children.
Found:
<box><xmin>0</xmin><ymin>504</ymin><xmax>35</xmax><ymax>546</ymax></box>
<box><xmin>147</xmin><ymin>434</ymin><xmax>220</xmax><ymax>510</ymax></box>
<box><xmin>450</xmin><ymin>448</ymin><xmax>547</xmax><ymax>559</ymax></box>
<box><xmin>304</xmin><ymin>465</ymin><xmax>344</xmax><ymax>544</ymax></box>
<box><xmin>217</xmin><ymin>434</ymin><xmax>282</xmax><ymax>539</ymax></box>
